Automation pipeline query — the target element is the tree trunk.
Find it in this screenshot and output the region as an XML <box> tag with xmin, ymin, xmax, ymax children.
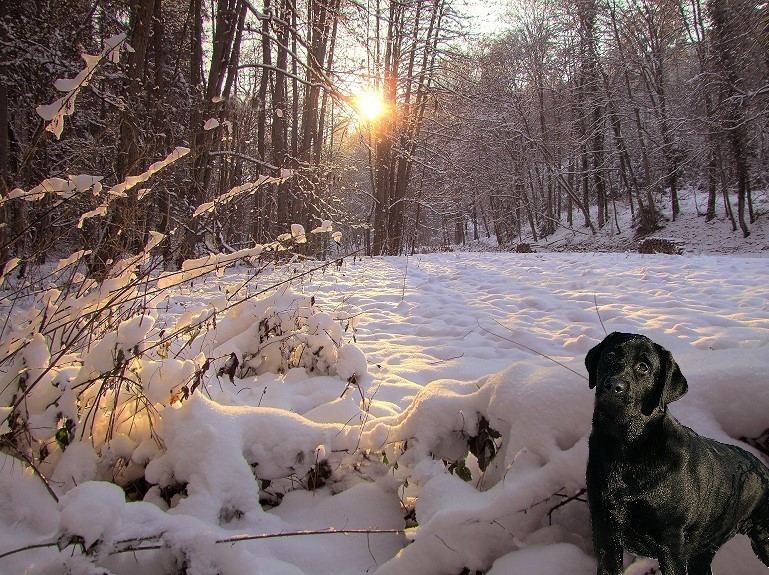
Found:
<box><xmin>150</xmin><ymin>0</ymin><xmax>174</xmax><ymax>265</ymax></box>
<box><xmin>272</xmin><ymin>0</ymin><xmax>291</xmax><ymax>231</ymax></box>
<box><xmin>92</xmin><ymin>0</ymin><xmax>156</xmax><ymax>274</ymax></box>
<box><xmin>708</xmin><ymin>0</ymin><xmax>752</xmax><ymax>236</ymax></box>
<box><xmin>253</xmin><ymin>0</ymin><xmax>272</xmax><ymax>244</ymax></box>
<box><xmin>0</xmin><ymin>84</ymin><xmax>8</xmax><ymax>267</ymax></box>
<box><xmin>608</xmin><ymin>0</ymin><xmax>657</xmax><ymax>233</ymax></box>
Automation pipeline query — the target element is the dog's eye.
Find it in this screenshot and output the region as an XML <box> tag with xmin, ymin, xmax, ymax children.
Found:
<box><xmin>636</xmin><ymin>362</ymin><xmax>650</xmax><ymax>374</ymax></box>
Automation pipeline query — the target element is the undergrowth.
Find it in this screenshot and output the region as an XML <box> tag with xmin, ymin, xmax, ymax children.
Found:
<box><xmin>0</xmin><ymin>38</ymin><xmax>354</xmax><ymax>501</ymax></box>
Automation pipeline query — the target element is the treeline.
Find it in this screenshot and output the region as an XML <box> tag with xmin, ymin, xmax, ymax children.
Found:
<box><xmin>0</xmin><ymin>0</ymin><xmax>766</xmax><ymax>273</ymax></box>
<box><xmin>424</xmin><ymin>0</ymin><xmax>767</xmax><ymax>248</ymax></box>
<box><xmin>0</xmin><ymin>0</ymin><xmax>362</xmax><ymax>271</ymax></box>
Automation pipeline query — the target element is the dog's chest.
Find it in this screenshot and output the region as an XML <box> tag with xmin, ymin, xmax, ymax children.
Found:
<box><xmin>604</xmin><ymin>467</ymin><xmax>633</xmax><ymax>526</ymax></box>
<box><xmin>603</xmin><ymin>463</ymin><xmax>669</xmax><ymax>556</ymax></box>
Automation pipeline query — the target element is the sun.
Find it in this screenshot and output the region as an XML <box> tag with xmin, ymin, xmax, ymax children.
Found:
<box><xmin>354</xmin><ymin>89</ymin><xmax>386</xmax><ymax>122</ymax></box>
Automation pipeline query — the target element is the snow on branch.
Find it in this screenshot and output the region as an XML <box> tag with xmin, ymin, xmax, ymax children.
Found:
<box><xmin>156</xmin><ymin>244</ymin><xmax>265</xmax><ymax>288</ymax></box>
<box><xmin>5</xmin><ymin>175</ymin><xmax>103</xmax><ymax>204</ymax></box>
<box><xmin>0</xmin><ymin>257</ymin><xmax>21</xmax><ymax>287</ymax></box>
<box><xmin>36</xmin><ymin>33</ymin><xmax>127</xmax><ymax>139</ymax></box>
<box><xmin>105</xmin><ymin>146</ymin><xmax>190</xmax><ymax>198</ymax></box>
<box><xmin>77</xmin><ymin>147</ymin><xmax>190</xmax><ymax>228</ymax></box>
<box><xmin>192</xmin><ymin>171</ymin><xmax>293</xmax><ymax>218</ymax></box>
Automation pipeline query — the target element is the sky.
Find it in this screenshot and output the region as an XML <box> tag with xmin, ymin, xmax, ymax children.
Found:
<box><xmin>457</xmin><ymin>0</ymin><xmax>512</xmax><ymax>36</ymax></box>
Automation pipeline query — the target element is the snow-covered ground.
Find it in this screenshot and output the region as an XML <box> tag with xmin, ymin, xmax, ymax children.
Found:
<box><xmin>2</xmin><ymin>246</ymin><xmax>769</xmax><ymax>574</ymax></box>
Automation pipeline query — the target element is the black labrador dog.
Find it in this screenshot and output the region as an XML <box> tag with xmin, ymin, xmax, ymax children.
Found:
<box><xmin>585</xmin><ymin>332</ymin><xmax>769</xmax><ymax>574</ymax></box>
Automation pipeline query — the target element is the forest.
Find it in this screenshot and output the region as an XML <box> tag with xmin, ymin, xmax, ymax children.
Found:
<box><xmin>0</xmin><ymin>0</ymin><xmax>766</xmax><ymax>271</ymax></box>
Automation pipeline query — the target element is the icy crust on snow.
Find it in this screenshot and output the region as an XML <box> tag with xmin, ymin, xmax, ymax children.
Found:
<box><xmin>1</xmin><ymin>252</ymin><xmax>769</xmax><ymax>574</ymax></box>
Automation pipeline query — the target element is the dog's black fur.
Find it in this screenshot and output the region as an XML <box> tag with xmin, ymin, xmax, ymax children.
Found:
<box><xmin>586</xmin><ymin>332</ymin><xmax>769</xmax><ymax>574</ymax></box>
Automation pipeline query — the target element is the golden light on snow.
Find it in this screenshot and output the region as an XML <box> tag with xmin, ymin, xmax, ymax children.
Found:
<box><xmin>353</xmin><ymin>88</ymin><xmax>386</xmax><ymax>122</ymax></box>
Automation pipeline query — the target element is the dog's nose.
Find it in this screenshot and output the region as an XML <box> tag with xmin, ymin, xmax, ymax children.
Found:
<box><xmin>603</xmin><ymin>379</ymin><xmax>626</xmax><ymax>394</ymax></box>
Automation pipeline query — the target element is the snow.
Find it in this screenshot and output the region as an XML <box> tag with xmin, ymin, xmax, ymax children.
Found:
<box><xmin>59</xmin><ymin>481</ymin><xmax>126</xmax><ymax>549</ymax></box>
<box><xmin>487</xmin><ymin>543</ymin><xmax>596</xmax><ymax>574</ymax></box>
<box><xmin>34</xmin><ymin>33</ymin><xmax>127</xmax><ymax>140</ymax></box>
<box><xmin>2</xmin><ymin>208</ymin><xmax>769</xmax><ymax>573</ymax></box>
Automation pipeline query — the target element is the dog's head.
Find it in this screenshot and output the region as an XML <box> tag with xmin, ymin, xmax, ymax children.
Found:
<box><xmin>585</xmin><ymin>332</ymin><xmax>688</xmax><ymax>421</ymax></box>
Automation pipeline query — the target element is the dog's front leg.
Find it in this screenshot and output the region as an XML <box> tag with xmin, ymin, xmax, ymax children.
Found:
<box><xmin>589</xmin><ymin>509</ymin><xmax>624</xmax><ymax>575</ymax></box>
<box><xmin>657</xmin><ymin>545</ymin><xmax>688</xmax><ymax>575</ymax></box>
<box><xmin>588</xmin><ymin>481</ymin><xmax>624</xmax><ymax>574</ymax></box>
<box><xmin>595</xmin><ymin>543</ymin><xmax>624</xmax><ymax>575</ymax></box>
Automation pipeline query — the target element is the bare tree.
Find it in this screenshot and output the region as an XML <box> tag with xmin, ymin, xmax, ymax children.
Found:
<box><xmin>370</xmin><ymin>0</ymin><xmax>449</xmax><ymax>256</ymax></box>
<box><xmin>707</xmin><ymin>0</ymin><xmax>760</xmax><ymax>237</ymax></box>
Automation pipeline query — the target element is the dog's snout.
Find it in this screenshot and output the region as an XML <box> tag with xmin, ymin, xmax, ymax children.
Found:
<box><xmin>603</xmin><ymin>378</ymin><xmax>627</xmax><ymax>395</ymax></box>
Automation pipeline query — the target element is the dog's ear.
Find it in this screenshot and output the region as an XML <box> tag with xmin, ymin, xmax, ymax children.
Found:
<box><xmin>654</xmin><ymin>343</ymin><xmax>688</xmax><ymax>409</ymax></box>
<box><xmin>585</xmin><ymin>332</ymin><xmax>620</xmax><ymax>389</ymax></box>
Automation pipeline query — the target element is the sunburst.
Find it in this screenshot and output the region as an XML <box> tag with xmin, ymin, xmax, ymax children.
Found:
<box><xmin>354</xmin><ymin>89</ymin><xmax>386</xmax><ymax>122</ymax></box>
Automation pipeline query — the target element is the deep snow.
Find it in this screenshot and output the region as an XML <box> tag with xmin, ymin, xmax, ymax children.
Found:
<box><xmin>2</xmin><ymin>248</ymin><xmax>769</xmax><ymax>575</ymax></box>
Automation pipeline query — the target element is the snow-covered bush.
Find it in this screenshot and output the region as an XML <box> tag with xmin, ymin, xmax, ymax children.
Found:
<box><xmin>0</xmin><ymin>260</ymin><xmax>363</xmax><ymax>477</ymax></box>
<box><xmin>0</xmin><ymin>42</ymin><xmax>352</xmax><ymax>503</ymax></box>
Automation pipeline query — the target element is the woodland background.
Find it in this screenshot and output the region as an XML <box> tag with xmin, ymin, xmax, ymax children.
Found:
<box><xmin>0</xmin><ymin>0</ymin><xmax>766</xmax><ymax>273</ymax></box>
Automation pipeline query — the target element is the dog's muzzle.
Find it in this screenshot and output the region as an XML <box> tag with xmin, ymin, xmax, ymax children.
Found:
<box><xmin>595</xmin><ymin>377</ymin><xmax>630</xmax><ymax>412</ymax></box>
<box><xmin>600</xmin><ymin>377</ymin><xmax>627</xmax><ymax>395</ymax></box>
